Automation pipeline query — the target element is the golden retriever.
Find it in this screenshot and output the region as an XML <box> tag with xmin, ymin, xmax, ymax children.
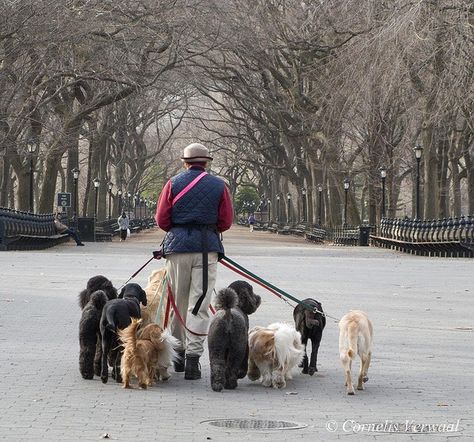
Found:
<box><xmin>338</xmin><ymin>310</ymin><xmax>373</xmax><ymax>395</ymax></box>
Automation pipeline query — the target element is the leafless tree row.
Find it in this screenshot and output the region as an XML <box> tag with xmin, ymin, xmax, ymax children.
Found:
<box><xmin>1</xmin><ymin>0</ymin><xmax>473</xmax><ymax>225</ymax></box>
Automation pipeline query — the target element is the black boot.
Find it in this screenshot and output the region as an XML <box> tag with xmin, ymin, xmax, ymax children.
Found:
<box><xmin>184</xmin><ymin>354</ymin><xmax>201</xmax><ymax>380</ymax></box>
<box><xmin>174</xmin><ymin>350</ymin><xmax>185</xmax><ymax>372</ymax></box>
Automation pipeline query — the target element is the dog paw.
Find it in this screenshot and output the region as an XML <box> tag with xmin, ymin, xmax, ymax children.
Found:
<box><xmin>272</xmin><ymin>380</ymin><xmax>286</xmax><ymax>389</ymax></box>
<box><xmin>81</xmin><ymin>372</ymin><xmax>94</xmax><ymax>380</ymax></box>
<box><xmin>262</xmin><ymin>378</ymin><xmax>272</xmax><ymax>388</ymax></box>
<box><xmin>211</xmin><ymin>382</ymin><xmax>224</xmax><ymax>392</ymax></box>
<box><xmin>247</xmin><ymin>371</ymin><xmax>260</xmax><ymax>381</ymax></box>
<box><xmin>363</xmin><ymin>376</ymin><xmax>369</xmax><ymax>383</ymax></box>
<box><xmin>101</xmin><ymin>376</ymin><xmax>108</xmax><ymax>384</ymax></box>
<box><xmin>122</xmin><ymin>384</ymin><xmax>132</xmax><ymax>389</ymax></box>
<box><xmin>347</xmin><ymin>388</ymin><xmax>355</xmax><ymax>395</ymax></box>
<box><xmin>308</xmin><ymin>367</ymin><xmax>316</xmax><ymax>376</ymax></box>
<box><xmin>139</xmin><ymin>383</ymin><xmax>148</xmax><ymax>389</ymax></box>
<box><xmin>357</xmin><ymin>385</ymin><xmax>364</xmax><ymax>390</ymax></box>
<box><xmin>224</xmin><ymin>380</ymin><xmax>238</xmax><ymax>390</ymax></box>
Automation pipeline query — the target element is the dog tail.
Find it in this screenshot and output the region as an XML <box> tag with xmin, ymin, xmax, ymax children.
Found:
<box><xmin>347</xmin><ymin>323</ymin><xmax>358</xmax><ymax>359</ymax></box>
<box><xmin>89</xmin><ymin>290</ymin><xmax>108</xmax><ymax>310</ymax></box>
<box><xmin>118</xmin><ymin>317</ymin><xmax>142</xmax><ymax>351</ymax></box>
<box><xmin>161</xmin><ymin>329</ymin><xmax>182</xmax><ymax>363</ymax></box>
<box><xmin>214</xmin><ymin>287</ymin><xmax>238</xmax><ymax>310</ymax></box>
<box><xmin>273</xmin><ymin>323</ymin><xmax>304</xmax><ymax>373</ymax></box>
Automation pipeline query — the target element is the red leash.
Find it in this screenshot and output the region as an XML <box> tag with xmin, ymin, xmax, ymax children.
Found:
<box><xmin>165</xmin><ymin>284</ymin><xmax>208</xmax><ymax>336</ymax></box>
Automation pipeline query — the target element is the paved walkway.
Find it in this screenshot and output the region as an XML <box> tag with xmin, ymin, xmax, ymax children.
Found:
<box><xmin>0</xmin><ymin>226</ymin><xmax>473</xmax><ymax>441</ymax></box>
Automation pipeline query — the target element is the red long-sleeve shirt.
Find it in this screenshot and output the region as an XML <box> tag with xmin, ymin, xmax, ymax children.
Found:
<box><xmin>155</xmin><ymin>171</ymin><xmax>233</xmax><ymax>233</ymax></box>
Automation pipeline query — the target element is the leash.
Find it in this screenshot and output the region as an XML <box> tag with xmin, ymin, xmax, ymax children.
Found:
<box><xmin>220</xmin><ymin>255</ymin><xmax>340</xmax><ymax>323</ymax></box>
<box><xmin>117</xmin><ymin>251</ymin><xmax>163</xmax><ymax>291</ymax></box>
<box><xmin>165</xmin><ymin>284</ymin><xmax>208</xmax><ymax>336</ymax></box>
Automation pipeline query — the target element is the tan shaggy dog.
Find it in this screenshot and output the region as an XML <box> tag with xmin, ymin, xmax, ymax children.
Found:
<box><xmin>119</xmin><ymin>318</ymin><xmax>179</xmax><ymax>389</ymax></box>
<box><xmin>248</xmin><ymin>322</ymin><xmax>304</xmax><ymax>389</ymax></box>
<box><xmin>338</xmin><ymin>310</ymin><xmax>373</xmax><ymax>395</ymax></box>
<box><xmin>140</xmin><ymin>268</ymin><xmax>168</xmax><ymax>327</ymax></box>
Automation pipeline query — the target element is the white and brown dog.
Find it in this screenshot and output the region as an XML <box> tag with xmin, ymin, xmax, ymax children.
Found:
<box><xmin>338</xmin><ymin>310</ymin><xmax>373</xmax><ymax>395</ymax></box>
<box><xmin>248</xmin><ymin>322</ymin><xmax>304</xmax><ymax>389</ymax></box>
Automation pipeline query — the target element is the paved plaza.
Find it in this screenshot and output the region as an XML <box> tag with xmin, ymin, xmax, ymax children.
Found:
<box><xmin>0</xmin><ymin>226</ymin><xmax>473</xmax><ymax>441</ymax></box>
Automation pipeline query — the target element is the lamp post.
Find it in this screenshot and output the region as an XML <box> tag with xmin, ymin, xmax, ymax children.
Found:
<box><xmin>93</xmin><ymin>178</ymin><xmax>100</xmax><ymax>220</ymax></box>
<box><xmin>71</xmin><ymin>167</ymin><xmax>80</xmax><ymax>226</ymax></box>
<box><xmin>117</xmin><ymin>190</ymin><xmax>122</xmax><ymax>216</ymax></box>
<box><xmin>108</xmin><ymin>182</ymin><xmax>113</xmax><ymax>219</ymax></box>
<box><xmin>276</xmin><ymin>194</ymin><xmax>280</xmax><ymax>223</ymax></box>
<box><xmin>414</xmin><ymin>144</ymin><xmax>423</xmax><ymax>219</ymax></box>
<box><xmin>134</xmin><ymin>193</ymin><xmax>139</xmax><ymax>219</ymax></box>
<box><xmin>380</xmin><ymin>166</ymin><xmax>387</xmax><ymax>219</ymax></box>
<box><xmin>287</xmin><ymin>192</ymin><xmax>291</xmax><ymax>224</ymax></box>
<box><xmin>127</xmin><ymin>192</ymin><xmax>132</xmax><ymax>219</ymax></box>
<box><xmin>343</xmin><ymin>178</ymin><xmax>350</xmax><ymax>226</ymax></box>
<box><xmin>267</xmin><ymin>198</ymin><xmax>271</xmax><ymax>222</ymax></box>
<box><xmin>140</xmin><ymin>198</ymin><xmax>144</xmax><ymax>219</ymax></box>
<box><xmin>302</xmin><ymin>187</ymin><xmax>307</xmax><ymax>222</ymax></box>
<box><xmin>317</xmin><ymin>184</ymin><xmax>323</xmax><ymax>226</ymax></box>
<box><xmin>27</xmin><ymin>141</ymin><xmax>36</xmax><ymax>212</ymax></box>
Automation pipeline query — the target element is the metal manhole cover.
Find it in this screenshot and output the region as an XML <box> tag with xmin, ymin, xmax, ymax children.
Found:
<box><xmin>202</xmin><ymin>419</ymin><xmax>307</xmax><ymax>430</ymax></box>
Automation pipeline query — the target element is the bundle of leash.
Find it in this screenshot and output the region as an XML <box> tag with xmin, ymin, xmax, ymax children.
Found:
<box><xmin>77</xmin><ymin>252</ymin><xmax>373</xmax><ymax>395</ymax></box>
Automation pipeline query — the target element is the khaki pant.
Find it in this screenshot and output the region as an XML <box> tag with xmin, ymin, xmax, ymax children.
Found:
<box><xmin>166</xmin><ymin>252</ymin><xmax>218</xmax><ymax>356</ymax></box>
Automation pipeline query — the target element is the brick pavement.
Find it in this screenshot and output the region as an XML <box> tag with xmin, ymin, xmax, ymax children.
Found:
<box><xmin>0</xmin><ymin>226</ymin><xmax>472</xmax><ymax>441</ymax></box>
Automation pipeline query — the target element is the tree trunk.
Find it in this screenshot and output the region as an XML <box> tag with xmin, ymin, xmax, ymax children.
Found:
<box><xmin>38</xmin><ymin>154</ymin><xmax>61</xmax><ymax>214</ymax></box>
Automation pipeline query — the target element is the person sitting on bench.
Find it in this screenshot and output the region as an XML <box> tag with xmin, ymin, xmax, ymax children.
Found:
<box><xmin>54</xmin><ymin>214</ymin><xmax>84</xmax><ymax>246</ymax></box>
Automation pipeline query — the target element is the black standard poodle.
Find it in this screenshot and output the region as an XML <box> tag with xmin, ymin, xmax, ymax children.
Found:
<box><xmin>78</xmin><ymin>275</ymin><xmax>118</xmax><ymax>379</ymax></box>
<box><xmin>79</xmin><ymin>290</ymin><xmax>109</xmax><ymax>379</ymax></box>
<box><xmin>293</xmin><ymin>298</ymin><xmax>326</xmax><ymax>375</ymax></box>
<box><xmin>78</xmin><ymin>275</ymin><xmax>118</xmax><ymax>309</ymax></box>
<box><xmin>208</xmin><ymin>280</ymin><xmax>261</xmax><ymax>392</ymax></box>
<box><xmin>100</xmin><ymin>283</ymin><xmax>147</xmax><ymax>384</ymax></box>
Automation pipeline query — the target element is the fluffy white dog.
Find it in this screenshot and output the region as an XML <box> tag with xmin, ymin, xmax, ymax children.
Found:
<box><xmin>248</xmin><ymin>322</ymin><xmax>304</xmax><ymax>389</ymax></box>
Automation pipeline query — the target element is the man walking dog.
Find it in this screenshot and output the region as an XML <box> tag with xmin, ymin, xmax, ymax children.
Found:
<box><xmin>155</xmin><ymin>143</ymin><xmax>233</xmax><ymax>380</ymax></box>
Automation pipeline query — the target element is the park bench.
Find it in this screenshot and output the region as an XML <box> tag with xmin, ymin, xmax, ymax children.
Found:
<box><xmin>305</xmin><ymin>226</ymin><xmax>327</xmax><ymax>243</ymax></box>
<box><xmin>267</xmin><ymin>222</ymin><xmax>280</xmax><ymax>233</ymax></box>
<box><xmin>371</xmin><ymin>216</ymin><xmax>474</xmax><ymax>258</ymax></box>
<box><xmin>253</xmin><ymin>221</ymin><xmax>268</xmax><ymax>231</ymax></box>
<box><xmin>277</xmin><ymin>224</ymin><xmax>292</xmax><ymax>235</ymax></box>
<box><xmin>289</xmin><ymin>223</ymin><xmax>308</xmax><ymax>236</ymax></box>
<box><xmin>332</xmin><ymin>226</ymin><xmax>360</xmax><ymax>246</ymax></box>
<box><xmin>0</xmin><ymin>208</ymin><xmax>69</xmax><ymax>251</ymax></box>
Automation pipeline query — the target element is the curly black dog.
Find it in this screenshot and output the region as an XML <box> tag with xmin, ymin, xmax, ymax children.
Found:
<box><xmin>79</xmin><ymin>275</ymin><xmax>117</xmax><ymax>309</ymax></box>
<box><xmin>293</xmin><ymin>298</ymin><xmax>326</xmax><ymax>376</ymax></box>
<box><xmin>208</xmin><ymin>280</ymin><xmax>261</xmax><ymax>392</ymax></box>
<box><xmin>78</xmin><ymin>276</ymin><xmax>118</xmax><ymax>378</ymax></box>
<box><xmin>100</xmin><ymin>283</ymin><xmax>147</xmax><ymax>384</ymax></box>
<box><xmin>79</xmin><ymin>290</ymin><xmax>108</xmax><ymax>379</ymax></box>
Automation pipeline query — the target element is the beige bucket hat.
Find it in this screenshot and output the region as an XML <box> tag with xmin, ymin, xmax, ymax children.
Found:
<box><xmin>181</xmin><ymin>143</ymin><xmax>213</xmax><ymax>163</ymax></box>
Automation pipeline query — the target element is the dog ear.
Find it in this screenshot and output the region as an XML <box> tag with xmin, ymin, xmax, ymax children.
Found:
<box><xmin>140</xmin><ymin>289</ymin><xmax>148</xmax><ymax>306</ymax></box>
<box><xmin>118</xmin><ymin>287</ymin><xmax>125</xmax><ymax>298</ymax></box>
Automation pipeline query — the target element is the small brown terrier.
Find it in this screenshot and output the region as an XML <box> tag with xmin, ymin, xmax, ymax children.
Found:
<box><xmin>119</xmin><ymin>318</ymin><xmax>180</xmax><ymax>389</ymax></box>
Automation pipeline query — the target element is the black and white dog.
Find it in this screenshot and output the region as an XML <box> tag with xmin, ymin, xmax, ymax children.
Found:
<box><xmin>100</xmin><ymin>283</ymin><xmax>147</xmax><ymax>384</ymax></box>
<box><xmin>293</xmin><ymin>298</ymin><xmax>326</xmax><ymax>376</ymax></box>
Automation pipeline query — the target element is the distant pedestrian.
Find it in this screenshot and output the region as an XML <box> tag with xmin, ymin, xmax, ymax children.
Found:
<box><xmin>248</xmin><ymin>213</ymin><xmax>256</xmax><ymax>232</ymax></box>
<box><xmin>118</xmin><ymin>212</ymin><xmax>129</xmax><ymax>241</ymax></box>
<box><xmin>54</xmin><ymin>214</ymin><xmax>84</xmax><ymax>246</ymax></box>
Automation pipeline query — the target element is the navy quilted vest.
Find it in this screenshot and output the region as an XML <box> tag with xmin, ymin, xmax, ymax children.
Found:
<box><xmin>162</xmin><ymin>168</ymin><xmax>225</xmax><ymax>255</ymax></box>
